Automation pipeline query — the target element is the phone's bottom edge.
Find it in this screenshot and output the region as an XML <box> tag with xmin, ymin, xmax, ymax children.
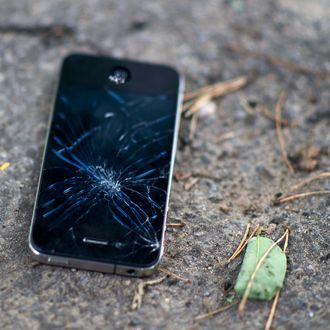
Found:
<box><xmin>29</xmin><ymin>247</ymin><xmax>158</xmax><ymax>277</ymax></box>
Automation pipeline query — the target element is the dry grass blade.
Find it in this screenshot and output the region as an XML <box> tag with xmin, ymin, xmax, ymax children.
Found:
<box><xmin>188</xmin><ymin>94</ymin><xmax>212</xmax><ymax>115</ymax></box>
<box><xmin>158</xmin><ymin>267</ymin><xmax>192</xmax><ymax>283</ymax></box>
<box><xmin>227</xmin><ymin>223</ymin><xmax>251</xmax><ymax>263</ymax></box>
<box><xmin>227</xmin><ymin>225</ymin><xmax>260</xmax><ymax>263</ymax></box>
<box><xmin>275</xmin><ymin>92</ymin><xmax>295</xmax><ymax>175</ymax></box>
<box><xmin>238</xmin><ymin>229</ymin><xmax>289</xmax><ymax>314</ymax></box>
<box><xmin>131</xmin><ymin>276</ymin><xmax>166</xmax><ymax>310</ymax></box>
<box><xmin>183</xmin><ymin>76</ymin><xmax>249</xmax><ymax>140</ymax></box>
<box><xmin>184</xmin><ymin>76</ymin><xmax>249</xmax><ymax>102</ymax></box>
<box><xmin>195</xmin><ymin>302</ymin><xmax>238</xmax><ymax>321</ymax></box>
<box><xmin>274</xmin><ymin>190</ymin><xmax>330</xmax><ymax>205</ymax></box>
<box><xmin>289</xmin><ymin>172</ymin><xmax>330</xmax><ymax>192</ymax></box>
<box><xmin>264</xmin><ymin>230</ymin><xmax>289</xmax><ymax>330</ymax></box>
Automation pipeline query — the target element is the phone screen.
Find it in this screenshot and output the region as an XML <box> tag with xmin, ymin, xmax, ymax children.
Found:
<box><xmin>31</xmin><ymin>55</ymin><xmax>180</xmax><ymax>268</ymax></box>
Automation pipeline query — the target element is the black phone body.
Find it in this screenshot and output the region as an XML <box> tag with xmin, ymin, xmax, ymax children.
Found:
<box><xmin>29</xmin><ymin>54</ymin><xmax>183</xmax><ymax>276</ymax></box>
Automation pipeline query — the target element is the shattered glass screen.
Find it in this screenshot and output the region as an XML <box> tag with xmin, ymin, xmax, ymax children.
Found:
<box><xmin>32</xmin><ymin>59</ymin><xmax>179</xmax><ymax>267</ymax></box>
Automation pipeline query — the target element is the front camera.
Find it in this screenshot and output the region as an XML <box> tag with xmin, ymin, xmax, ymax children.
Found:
<box><xmin>108</xmin><ymin>66</ymin><xmax>130</xmax><ymax>85</ymax></box>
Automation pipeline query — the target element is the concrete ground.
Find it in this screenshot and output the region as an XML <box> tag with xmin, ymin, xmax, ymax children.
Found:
<box><xmin>0</xmin><ymin>0</ymin><xmax>329</xmax><ymax>329</ymax></box>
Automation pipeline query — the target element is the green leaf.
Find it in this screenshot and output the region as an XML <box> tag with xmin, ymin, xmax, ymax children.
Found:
<box><xmin>234</xmin><ymin>236</ymin><xmax>287</xmax><ymax>301</ymax></box>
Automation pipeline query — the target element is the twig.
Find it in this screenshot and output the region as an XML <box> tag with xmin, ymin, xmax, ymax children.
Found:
<box><xmin>227</xmin><ymin>225</ymin><xmax>260</xmax><ymax>263</ymax></box>
<box><xmin>131</xmin><ymin>276</ymin><xmax>167</xmax><ymax>310</ymax></box>
<box><xmin>289</xmin><ymin>172</ymin><xmax>330</xmax><ymax>192</ymax></box>
<box><xmin>225</xmin><ymin>43</ymin><xmax>330</xmax><ymax>79</ymax></box>
<box><xmin>158</xmin><ymin>267</ymin><xmax>192</xmax><ymax>283</ymax></box>
<box><xmin>275</xmin><ymin>92</ymin><xmax>295</xmax><ymax>175</ymax></box>
<box><xmin>227</xmin><ymin>223</ymin><xmax>251</xmax><ymax>263</ymax></box>
<box><xmin>274</xmin><ymin>190</ymin><xmax>330</xmax><ymax>205</ymax></box>
<box><xmin>264</xmin><ymin>230</ymin><xmax>289</xmax><ymax>330</ymax></box>
<box><xmin>0</xmin><ymin>24</ymin><xmax>75</xmax><ymax>38</ymax></box>
<box><xmin>238</xmin><ymin>229</ymin><xmax>289</xmax><ymax>314</ymax></box>
<box><xmin>195</xmin><ymin>302</ymin><xmax>238</xmax><ymax>321</ymax></box>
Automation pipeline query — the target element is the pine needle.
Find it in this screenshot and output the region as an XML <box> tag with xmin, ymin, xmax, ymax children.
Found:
<box><xmin>274</xmin><ymin>190</ymin><xmax>330</xmax><ymax>205</ymax></box>
<box><xmin>195</xmin><ymin>302</ymin><xmax>238</xmax><ymax>321</ymax></box>
<box><xmin>265</xmin><ymin>290</ymin><xmax>280</xmax><ymax>330</ymax></box>
<box><xmin>167</xmin><ymin>219</ymin><xmax>187</xmax><ymax>228</ymax></box>
<box><xmin>264</xmin><ymin>230</ymin><xmax>289</xmax><ymax>330</ymax></box>
<box><xmin>183</xmin><ymin>76</ymin><xmax>249</xmax><ymax>140</ymax></box>
<box><xmin>227</xmin><ymin>223</ymin><xmax>251</xmax><ymax>263</ymax></box>
<box><xmin>275</xmin><ymin>92</ymin><xmax>295</xmax><ymax>175</ymax></box>
<box><xmin>225</xmin><ymin>43</ymin><xmax>330</xmax><ymax>79</ymax></box>
<box><xmin>188</xmin><ymin>93</ymin><xmax>212</xmax><ymax>115</ymax></box>
<box><xmin>183</xmin><ymin>76</ymin><xmax>249</xmax><ymax>120</ymax></box>
<box><xmin>158</xmin><ymin>267</ymin><xmax>192</xmax><ymax>283</ymax></box>
<box><xmin>239</xmin><ymin>96</ymin><xmax>256</xmax><ymax>115</ymax></box>
<box><xmin>289</xmin><ymin>172</ymin><xmax>330</xmax><ymax>192</ymax></box>
<box><xmin>227</xmin><ymin>225</ymin><xmax>260</xmax><ymax>263</ymax></box>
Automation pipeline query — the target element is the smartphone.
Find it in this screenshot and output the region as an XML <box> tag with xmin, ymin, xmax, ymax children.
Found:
<box><xmin>29</xmin><ymin>54</ymin><xmax>183</xmax><ymax>276</ymax></box>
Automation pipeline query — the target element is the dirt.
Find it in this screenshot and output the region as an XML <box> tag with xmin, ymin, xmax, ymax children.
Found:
<box><xmin>0</xmin><ymin>0</ymin><xmax>329</xmax><ymax>329</ymax></box>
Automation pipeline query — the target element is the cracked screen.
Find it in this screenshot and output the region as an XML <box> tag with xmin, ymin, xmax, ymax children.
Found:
<box><xmin>31</xmin><ymin>55</ymin><xmax>180</xmax><ymax>268</ymax></box>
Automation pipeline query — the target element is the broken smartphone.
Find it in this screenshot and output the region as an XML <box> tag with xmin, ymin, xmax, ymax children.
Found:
<box><xmin>29</xmin><ymin>54</ymin><xmax>183</xmax><ymax>276</ymax></box>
